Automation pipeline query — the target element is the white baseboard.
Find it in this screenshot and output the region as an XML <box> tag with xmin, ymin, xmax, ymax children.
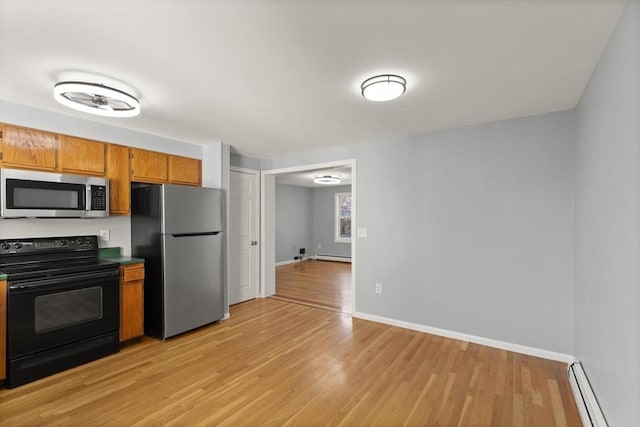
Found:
<box><xmin>352</xmin><ymin>311</ymin><xmax>576</xmax><ymax>363</ymax></box>
<box><xmin>275</xmin><ymin>259</ymin><xmax>302</xmax><ymax>266</ymax></box>
<box><xmin>314</xmin><ymin>255</ymin><xmax>352</xmax><ymax>263</ymax></box>
<box><xmin>568</xmin><ymin>362</ymin><xmax>608</xmax><ymax>427</ymax></box>
<box><xmin>222</xmin><ymin>312</ymin><xmax>230</xmax><ymax>320</ymax></box>
<box><xmin>276</xmin><ymin>256</ymin><xmax>351</xmax><ymax>265</ymax></box>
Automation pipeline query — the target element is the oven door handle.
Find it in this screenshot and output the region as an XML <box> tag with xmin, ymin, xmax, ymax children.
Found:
<box><xmin>8</xmin><ymin>269</ymin><xmax>119</xmax><ymax>291</ymax></box>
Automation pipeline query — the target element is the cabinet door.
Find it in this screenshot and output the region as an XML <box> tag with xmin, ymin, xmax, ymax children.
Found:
<box><xmin>130</xmin><ymin>148</ymin><xmax>168</xmax><ymax>183</ymax></box>
<box><xmin>0</xmin><ymin>123</ymin><xmax>4</xmax><ymax>167</ymax></box>
<box><xmin>58</xmin><ymin>136</ymin><xmax>105</xmax><ymax>176</ymax></box>
<box><xmin>106</xmin><ymin>144</ymin><xmax>131</xmax><ymax>215</ymax></box>
<box><xmin>1</xmin><ymin>124</ymin><xmax>58</xmax><ymax>171</ymax></box>
<box><xmin>0</xmin><ymin>279</ymin><xmax>6</xmax><ymax>380</ymax></box>
<box><xmin>120</xmin><ymin>264</ymin><xmax>145</xmax><ymax>342</ymax></box>
<box><xmin>168</xmin><ymin>155</ymin><xmax>201</xmax><ymax>186</ymax></box>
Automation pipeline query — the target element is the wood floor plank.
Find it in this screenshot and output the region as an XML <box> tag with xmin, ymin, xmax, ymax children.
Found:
<box><xmin>275</xmin><ymin>260</ymin><xmax>351</xmax><ymax>311</ymax></box>
<box><xmin>0</xmin><ymin>298</ymin><xmax>580</xmax><ymax>426</ymax></box>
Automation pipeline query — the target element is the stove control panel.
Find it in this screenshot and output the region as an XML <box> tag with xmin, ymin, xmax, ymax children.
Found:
<box><xmin>0</xmin><ymin>241</ymin><xmax>33</xmax><ymax>254</ymax></box>
<box><xmin>0</xmin><ymin>236</ymin><xmax>99</xmax><ymax>255</ymax></box>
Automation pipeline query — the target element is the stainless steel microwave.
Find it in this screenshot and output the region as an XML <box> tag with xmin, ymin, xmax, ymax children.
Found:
<box><xmin>0</xmin><ymin>168</ymin><xmax>109</xmax><ymax>218</ymax></box>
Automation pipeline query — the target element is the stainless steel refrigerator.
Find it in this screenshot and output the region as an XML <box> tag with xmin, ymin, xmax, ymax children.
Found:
<box><xmin>131</xmin><ymin>183</ymin><xmax>224</xmax><ymax>339</ymax></box>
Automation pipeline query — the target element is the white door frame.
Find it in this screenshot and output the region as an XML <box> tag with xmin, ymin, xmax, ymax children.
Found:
<box><xmin>260</xmin><ymin>159</ymin><xmax>356</xmax><ymax>313</ymax></box>
<box><xmin>229</xmin><ymin>166</ymin><xmax>260</xmax><ymax>304</ymax></box>
<box><xmin>231</xmin><ymin>166</ymin><xmax>260</xmax><ymax>175</ymax></box>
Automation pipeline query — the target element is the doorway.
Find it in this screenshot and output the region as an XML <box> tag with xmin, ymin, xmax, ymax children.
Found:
<box><xmin>260</xmin><ymin>160</ymin><xmax>356</xmax><ymax>313</ymax></box>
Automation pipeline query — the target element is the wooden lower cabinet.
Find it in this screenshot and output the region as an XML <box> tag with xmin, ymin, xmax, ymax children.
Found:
<box><xmin>0</xmin><ymin>279</ymin><xmax>6</xmax><ymax>381</ymax></box>
<box><xmin>120</xmin><ymin>264</ymin><xmax>145</xmax><ymax>342</ymax></box>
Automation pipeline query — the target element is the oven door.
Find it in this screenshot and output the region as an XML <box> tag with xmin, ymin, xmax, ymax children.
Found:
<box><xmin>7</xmin><ymin>269</ymin><xmax>119</xmax><ymax>359</ymax></box>
<box><xmin>1</xmin><ymin>168</ymin><xmax>89</xmax><ymax>218</ymax></box>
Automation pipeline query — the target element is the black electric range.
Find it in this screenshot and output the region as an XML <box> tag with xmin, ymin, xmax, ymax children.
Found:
<box><xmin>0</xmin><ymin>235</ymin><xmax>121</xmax><ymax>388</ymax></box>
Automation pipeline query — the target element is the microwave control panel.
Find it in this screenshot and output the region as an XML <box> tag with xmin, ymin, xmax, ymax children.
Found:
<box><xmin>90</xmin><ymin>185</ymin><xmax>107</xmax><ymax>211</ymax></box>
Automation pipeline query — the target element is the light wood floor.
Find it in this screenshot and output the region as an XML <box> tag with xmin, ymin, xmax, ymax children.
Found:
<box><xmin>275</xmin><ymin>260</ymin><xmax>351</xmax><ymax>312</ymax></box>
<box><xmin>0</xmin><ymin>298</ymin><xmax>579</xmax><ymax>426</ymax></box>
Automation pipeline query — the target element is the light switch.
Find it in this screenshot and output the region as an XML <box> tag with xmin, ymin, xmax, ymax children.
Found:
<box><xmin>357</xmin><ymin>227</ymin><xmax>367</xmax><ymax>238</ymax></box>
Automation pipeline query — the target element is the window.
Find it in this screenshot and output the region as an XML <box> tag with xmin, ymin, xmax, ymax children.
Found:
<box><xmin>335</xmin><ymin>192</ymin><xmax>352</xmax><ymax>243</ymax></box>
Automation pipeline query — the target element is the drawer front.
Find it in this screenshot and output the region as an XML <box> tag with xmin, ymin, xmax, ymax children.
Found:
<box><xmin>121</xmin><ymin>265</ymin><xmax>145</xmax><ymax>282</ymax></box>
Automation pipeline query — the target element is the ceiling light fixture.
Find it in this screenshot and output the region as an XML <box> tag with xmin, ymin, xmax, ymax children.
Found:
<box><xmin>361</xmin><ymin>74</ymin><xmax>406</xmax><ymax>102</ymax></box>
<box><xmin>313</xmin><ymin>175</ymin><xmax>342</xmax><ymax>185</ymax></box>
<box><xmin>53</xmin><ymin>81</ymin><xmax>140</xmax><ymax>117</ymax></box>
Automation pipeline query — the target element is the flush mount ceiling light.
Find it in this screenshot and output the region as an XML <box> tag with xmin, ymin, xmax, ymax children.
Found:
<box><xmin>53</xmin><ymin>81</ymin><xmax>140</xmax><ymax>117</ymax></box>
<box><xmin>361</xmin><ymin>74</ymin><xmax>407</xmax><ymax>102</ymax></box>
<box><xmin>313</xmin><ymin>175</ymin><xmax>342</xmax><ymax>185</ymax></box>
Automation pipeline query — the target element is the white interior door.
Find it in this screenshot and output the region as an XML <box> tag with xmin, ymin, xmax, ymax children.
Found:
<box><xmin>229</xmin><ymin>169</ymin><xmax>259</xmax><ymax>305</ymax></box>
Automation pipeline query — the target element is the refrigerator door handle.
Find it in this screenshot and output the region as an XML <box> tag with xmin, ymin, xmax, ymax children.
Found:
<box><xmin>170</xmin><ymin>231</ymin><xmax>222</xmax><ymax>238</ymax></box>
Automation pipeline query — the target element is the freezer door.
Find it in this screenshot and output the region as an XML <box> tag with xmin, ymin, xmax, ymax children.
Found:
<box><xmin>162</xmin><ymin>233</ymin><xmax>224</xmax><ymax>338</ymax></box>
<box><xmin>162</xmin><ymin>185</ymin><xmax>223</xmax><ymax>235</ymax></box>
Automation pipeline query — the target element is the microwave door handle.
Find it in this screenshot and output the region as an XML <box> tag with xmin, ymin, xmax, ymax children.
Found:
<box><xmin>86</xmin><ymin>185</ymin><xmax>91</xmax><ymax>211</ymax></box>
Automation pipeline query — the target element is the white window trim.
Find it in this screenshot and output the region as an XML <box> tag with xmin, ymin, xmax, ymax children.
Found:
<box><xmin>335</xmin><ymin>192</ymin><xmax>352</xmax><ymax>244</ymax></box>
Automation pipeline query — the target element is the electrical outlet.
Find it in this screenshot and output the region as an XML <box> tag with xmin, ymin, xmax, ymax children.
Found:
<box><xmin>357</xmin><ymin>228</ymin><xmax>367</xmax><ymax>238</ymax></box>
<box><xmin>99</xmin><ymin>229</ymin><xmax>110</xmax><ymax>241</ymax></box>
<box><xmin>375</xmin><ymin>283</ymin><xmax>382</xmax><ymax>294</ymax></box>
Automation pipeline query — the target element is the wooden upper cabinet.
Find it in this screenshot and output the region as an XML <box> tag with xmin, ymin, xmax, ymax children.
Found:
<box><xmin>1</xmin><ymin>124</ymin><xmax>58</xmax><ymax>171</ymax></box>
<box><xmin>0</xmin><ymin>123</ymin><xmax>4</xmax><ymax>168</ymax></box>
<box><xmin>130</xmin><ymin>148</ymin><xmax>168</xmax><ymax>183</ymax></box>
<box><xmin>0</xmin><ymin>124</ymin><xmax>202</xmax><ymax>193</ymax></box>
<box><xmin>58</xmin><ymin>136</ymin><xmax>105</xmax><ymax>176</ymax></box>
<box><xmin>168</xmin><ymin>155</ymin><xmax>201</xmax><ymax>186</ymax></box>
<box><xmin>106</xmin><ymin>144</ymin><xmax>131</xmax><ymax>215</ymax></box>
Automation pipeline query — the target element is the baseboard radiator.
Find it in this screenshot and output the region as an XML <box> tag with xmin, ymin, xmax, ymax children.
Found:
<box><xmin>568</xmin><ymin>362</ymin><xmax>608</xmax><ymax>427</ymax></box>
<box><xmin>314</xmin><ymin>254</ymin><xmax>352</xmax><ymax>263</ymax></box>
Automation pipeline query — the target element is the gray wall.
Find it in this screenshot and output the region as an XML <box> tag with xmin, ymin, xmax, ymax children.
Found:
<box><xmin>275</xmin><ymin>184</ymin><xmax>312</xmax><ymax>262</ymax></box>
<box><xmin>574</xmin><ymin>1</ymin><xmax>640</xmax><ymax>425</ymax></box>
<box><xmin>311</xmin><ymin>185</ymin><xmax>352</xmax><ymax>258</ymax></box>
<box><xmin>264</xmin><ymin>110</ymin><xmax>575</xmax><ymax>354</ymax></box>
<box><xmin>230</xmin><ymin>153</ymin><xmax>261</xmax><ymax>170</ymax></box>
<box><xmin>0</xmin><ymin>216</ymin><xmax>131</xmax><ymax>253</ymax></box>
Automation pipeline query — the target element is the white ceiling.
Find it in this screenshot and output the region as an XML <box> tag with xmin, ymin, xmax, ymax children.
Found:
<box><xmin>275</xmin><ymin>167</ymin><xmax>352</xmax><ymax>188</ymax></box>
<box><xmin>0</xmin><ymin>0</ymin><xmax>626</xmax><ymax>159</ymax></box>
